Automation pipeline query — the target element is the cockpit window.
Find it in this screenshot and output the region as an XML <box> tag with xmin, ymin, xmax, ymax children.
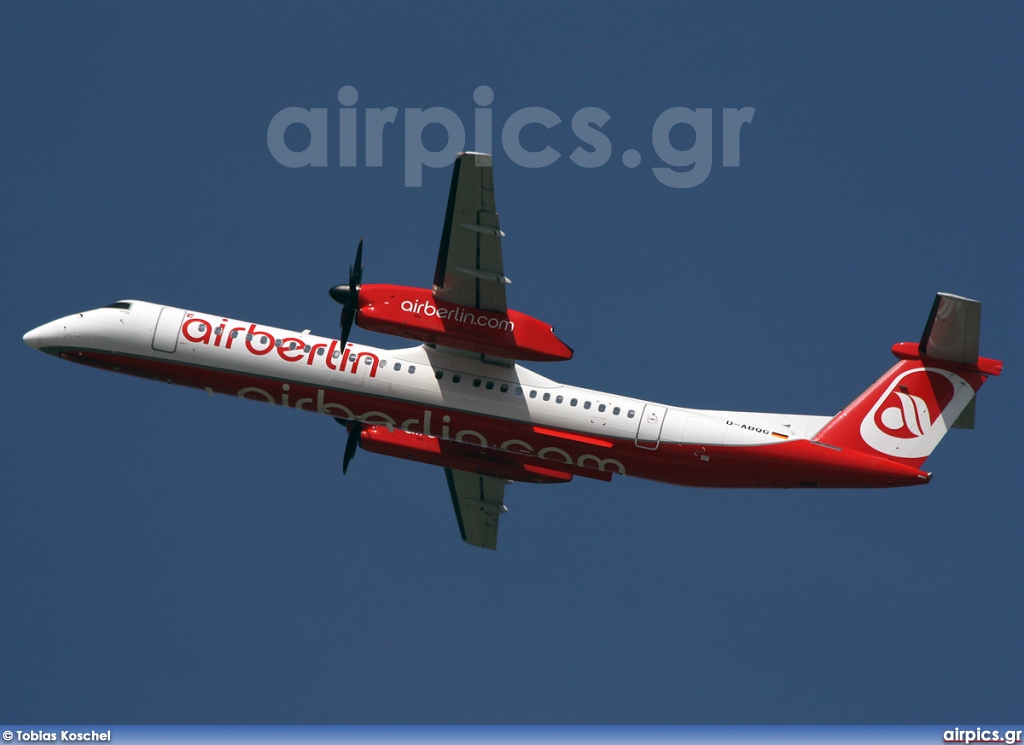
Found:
<box><xmin>104</xmin><ymin>302</ymin><xmax>132</xmax><ymax>310</ymax></box>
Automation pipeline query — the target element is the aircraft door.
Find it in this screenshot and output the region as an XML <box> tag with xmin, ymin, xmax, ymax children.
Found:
<box><xmin>635</xmin><ymin>403</ymin><xmax>668</xmax><ymax>450</ymax></box>
<box><xmin>151</xmin><ymin>307</ymin><xmax>186</xmax><ymax>353</ymax></box>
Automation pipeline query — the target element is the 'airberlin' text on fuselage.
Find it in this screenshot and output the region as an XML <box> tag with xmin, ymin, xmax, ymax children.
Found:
<box><xmin>179</xmin><ymin>315</ymin><xmax>379</xmax><ymax>376</ymax></box>
<box><xmin>179</xmin><ymin>315</ymin><xmax>624</xmax><ymax>474</ymax></box>
<box><xmin>236</xmin><ymin>384</ymin><xmax>627</xmax><ymax>475</ymax></box>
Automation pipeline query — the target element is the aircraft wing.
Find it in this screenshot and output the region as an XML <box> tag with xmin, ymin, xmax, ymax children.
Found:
<box><xmin>433</xmin><ymin>152</ymin><xmax>510</xmax><ymax>313</ymax></box>
<box><xmin>445</xmin><ymin>467</ymin><xmax>507</xmax><ymax>550</ymax></box>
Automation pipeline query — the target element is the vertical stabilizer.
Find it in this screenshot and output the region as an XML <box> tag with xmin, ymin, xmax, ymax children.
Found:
<box><xmin>919</xmin><ymin>293</ymin><xmax>981</xmax><ymax>364</ymax></box>
<box><xmin>812</xmin><ymin>294</ymin><xmax>1000</xmax><ymax>470</ymax></box>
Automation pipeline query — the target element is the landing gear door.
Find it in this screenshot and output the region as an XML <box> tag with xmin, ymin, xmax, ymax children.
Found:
<box><xmin>635</xmin><ymin>403</ymin><xmax>667</xmax><ymax>450</ymax></box>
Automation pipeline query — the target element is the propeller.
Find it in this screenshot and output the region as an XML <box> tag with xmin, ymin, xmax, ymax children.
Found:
<box><xmin>334</xmin><ymin>417</ymin><xmax>362</xmax><ymax>475</ymax></box>
<box><xmin>329</xmin><ymin>240</ymin><xmax>365</xmax><ymax>476</ymax></box>
<box><xmin>329</xmin><ymin>238</ymin><xmax>364</xmax><ymax>354</ymax></box>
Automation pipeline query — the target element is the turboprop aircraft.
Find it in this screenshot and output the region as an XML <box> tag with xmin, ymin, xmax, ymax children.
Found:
<box><xmin>23</xmin><ymin>152</ymin><xmax>1002</xmax><ymax>550</ymax></box>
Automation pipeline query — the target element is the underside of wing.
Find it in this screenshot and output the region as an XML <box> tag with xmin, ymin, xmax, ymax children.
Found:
<box><xmin>445</xmin><ymin>467</ymin><xmax>507</xmax><ymax>550</ymax></box>
<box><xmin>433</xmin><ymin>152</ymin><xmax>509</xmax><ymax>313</ymax></box>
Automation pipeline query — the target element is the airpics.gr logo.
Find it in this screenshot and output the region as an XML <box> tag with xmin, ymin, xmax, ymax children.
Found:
<box><xmin>267</xmin><ymin>85</ymin><xmax>756</xmax><ymax>188</ymax></box>
<box><xmin>859</xmin><ymin>367</ymin><xmax>972</xmax><ymax>458</ymax></box>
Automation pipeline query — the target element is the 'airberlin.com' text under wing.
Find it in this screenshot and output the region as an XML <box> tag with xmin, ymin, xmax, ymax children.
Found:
<box><xmin>23</xmin><ymin>153</ymin><xmax>1003</xmax><ymax>550</ymax></box>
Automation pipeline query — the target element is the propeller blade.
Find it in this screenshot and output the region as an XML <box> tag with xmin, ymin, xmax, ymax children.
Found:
<box><xmin>339</xmin><ymin>306</ymin><xmax>354</xmax><ymax>355</ymax></box>
<box><xmin>351</xmin><ymin>237</ymin><xmax>363</xmax><ymax>287</ymax></box>
<box><xmin>342</xmin><ymin>421</ymin><xmax>361</xmax><ymax>475</ymax></box>
<box><xmin>329</xmin><ymin>237</ymin><xmax>365</xmax><ymax>356</ymax></box>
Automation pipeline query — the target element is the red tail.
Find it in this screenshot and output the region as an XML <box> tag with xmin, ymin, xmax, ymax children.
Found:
<box><xmin>812</xmin><ymin>357</ymin><xmax>990</xmax><ymax>469</ymax></box>
<box><xmin>814</xmin><ymin>293</ymin><xmax>1001</xmax><ymax>469</ymax></box>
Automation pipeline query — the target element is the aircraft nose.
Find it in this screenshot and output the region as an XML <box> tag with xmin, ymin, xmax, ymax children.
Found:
<box><xmin>23</xmin><ymin>318</ymin><xmax>70</xmax><ymax>353</ymax></box>
<box><xmin>23</xmin><ymin>325</ymin><xmax>43</xmax><ymax>349</ymax></box>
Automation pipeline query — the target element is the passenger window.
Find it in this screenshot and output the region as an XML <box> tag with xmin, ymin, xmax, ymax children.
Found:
<box><xmin>304</xmin><ymin>345</ymin><xmax>310</xmax><ymax>353</ymax></box>
<box><xmin>570</xmin><ymin>398</ymin><xmax>577</xmax><ymax>407</ymax></box>
<box><xmin>435</xmin><ymin>370</ymin><xmax>444</xmax><ymax>380</ymax></box>
<box><xmin>230</xmin><ymin>330</ymin><xmax>238</xmax><ymax>339</ymax></box>
<box><xmin>485</xmin><ymin>381</ymin><xmax>494</xmax><ymax>390</ymax></box>
<box><xmin>408</xmin><ymin>365</ymin><xmax>416</xmax><ymax>374</ymax></box>
<box><xmin>332</xmin><ymin>349</ymin><xmax>340</xmax><ymax>358</ymax></box>
<box><xmin>317</xmin><ymin>347</ymin><xmax>325</xmax><ymax>356</ymax></box>
<box><xmin>584</xmin><ymin>401</ymin><xmax>591</xmax><ymax>409</ymax></box>
<box><xmin>500</xmin><ymin>383</ymin><xmax>509</xmax><ymax>393</ymax></box>
<box><xmin>613</xmin><ymin>407</ymin><xmax>620</xmax><ymax>415</ymax></box>
<box><xmin>543</xmin><ymin>392</ymin><xmax>551</xmax><ymax>401</ymax></box>
<box><xmin>598</xmin><ymin>403</ymin><xmax>605</xmax><ymax>412</ymax></box>
<box><xmin>275</xmin><ymin>339</ymin><xmax>282</xmax><ymax>348</ymax></box>
<box><xmin>515</xmin><ymin>386</ymin><xmax>523</xmax><ymax>396</ymax></box>
<box><xmin>529</xmin><ymin>390</ymin><xmax>537</xmax><ymax>399</ymax></box>
<box><xmin>473</xmin><ymin>379</ymin><xmax>482</xmax><ymax>388</ymax></box>
<box><xmin>627</xmin><ymin>409</ymin><xmax>635</xmax><ymax>418</ymax></box>
<box><xmin>394</xmin><ymin>362</ymin><xmax>402</xmax><ymax>371</ymax></box>
<box><xmin>452</xmin><ymin>374</ymin><xmax>461</xmax><ymax>383</ymax></box>
<box><xmin>556</xmin><ymin>395</ymin><xmax>563</xmax><ymax>404</ymax></box>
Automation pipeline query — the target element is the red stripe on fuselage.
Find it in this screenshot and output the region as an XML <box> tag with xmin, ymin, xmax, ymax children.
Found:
<box><xmin>53</xmin><ymin>347</ymin><xmax>928</xmax><ymax>489</ymax></box>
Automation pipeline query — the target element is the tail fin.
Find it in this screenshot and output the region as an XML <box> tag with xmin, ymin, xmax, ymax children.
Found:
<box><xmin>812</xmin><ymin>294</ymin><xmax>1002</xmax><ymax>469</ymax></box>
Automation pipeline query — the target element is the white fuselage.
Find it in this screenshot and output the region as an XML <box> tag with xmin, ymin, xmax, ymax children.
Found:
<box><xmin>24</xmin><ymin>300</ymin><xmax>830</xmax><ymax>457</ymax></box>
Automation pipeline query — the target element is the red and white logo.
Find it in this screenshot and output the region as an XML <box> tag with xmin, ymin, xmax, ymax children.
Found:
<box><xmin>860</xmin><ymin>367</ymin><xmax>971</xmax><ymax>458</ymax></box>
<box><xmin>874</xmin><ymin>372</ymin><xmax>955</xmax><ymax>439</ymax></box>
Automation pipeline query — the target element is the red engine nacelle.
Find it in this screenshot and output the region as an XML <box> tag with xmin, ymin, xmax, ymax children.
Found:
<box><xmin>359</xmin><ymin>426</ymin><xmax>575</xmax><ymax>484</ymax></box>
<box><xmin>354</xmin><ymin>284</ymin><xmax>573</xmax><ymax>362</ymax></box>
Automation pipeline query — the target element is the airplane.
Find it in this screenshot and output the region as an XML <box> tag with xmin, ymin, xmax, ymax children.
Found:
<box><xmin>23</xmin><ymin>152</ymin><xmax>1003</xmax><ymax>550</ymax></box>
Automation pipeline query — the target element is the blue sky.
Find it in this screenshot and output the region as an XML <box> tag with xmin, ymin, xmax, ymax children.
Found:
<box><xmin>2</xmin><ymin>2</ymin><xmax>1022</xmax><ymax>723</ymax></box>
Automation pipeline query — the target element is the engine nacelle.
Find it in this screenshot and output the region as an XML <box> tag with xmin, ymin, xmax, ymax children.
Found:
<box><xmin>354</xmin><ymin>284</ymin><xmax>573</xmax><ymax>362</ymax></box>
<box><xmin>359</xmin><ymin>426</ymin><xmax>575</xmax><ymax>484</ymax></box>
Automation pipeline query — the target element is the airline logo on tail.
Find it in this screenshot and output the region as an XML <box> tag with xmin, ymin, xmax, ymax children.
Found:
<box><xmin>881</xmin><ymin>391</ymin><xmax>932</xmax><ymax>437</ymax></box>
<box><xmin>860</xmin><ymin>367</ymin><xmax>973</xmax><ymax>458</ymax></box>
